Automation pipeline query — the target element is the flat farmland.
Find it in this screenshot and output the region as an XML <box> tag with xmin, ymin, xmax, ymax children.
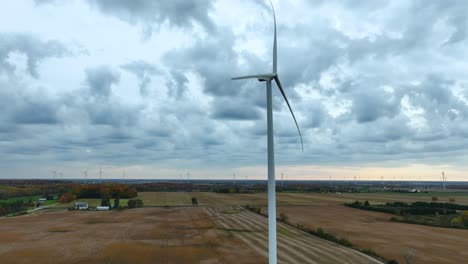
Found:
<box><xmin>137</xmin><ymin>191</ymin><xmax>468</xmax><ymax>206</ymax></box>
<box><xmin>275</xmin><ymin>205</ymin><xmax>468</xmax><ymax>264</ymax></box>
<box><xmin>0</xmin><ymin>207</ymin><xmax>263</xmax><ymax>264</ymax></box>
<box><xmin>205</xmin><ymin>206</ymin><xmax>381</xmax><ymax>264</ymax></box>
<box><xmin>0</xmin><ymin>206</ymin><xmax>381</xmax><ymax>264</ymax></box>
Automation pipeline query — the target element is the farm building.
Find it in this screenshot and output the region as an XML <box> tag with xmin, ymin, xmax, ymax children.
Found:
<box><xmin>74</xmin><ymin>202</ymin><xmax>89</xmax><ymax>210</ymax></box>
<box><xmin>96</xmin><ymin>206</ymin><xmax>110</xmax><ymax>211</ymax></box>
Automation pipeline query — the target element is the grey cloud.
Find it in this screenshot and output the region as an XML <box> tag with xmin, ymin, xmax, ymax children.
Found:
<box><xmin>85</xmin><ymin>66</ymin><xmax>120</xmax><ymax>98</ymax></box>
<box><xmin>303</xmin><ymin>101</ymin><xmax>327</xmax><ymax>128</ymax></box>
<box><xmin>0</xmin><ymin>33</ymin><xmax>68</xmax><ymax>77</ymax></box>
<box><xmin>12</xmin><ymin>99</ymin><xmax>59</xmax><ymax>125</ymax></box>
<box><xmin>166</xmin><ymin>70</ymin><xmax>188</xmax><ymax>99</ymax></box>
<box><xmin>121</xmin><ymin>60</ymin><xmax>159</xmax><ymax>96</ymax></box>
<box><xmin>4</xmin><ymin>1</ymin><xmax>468</xmax><ymax>174</ymax></box>
<box><xmin>211</xmin><ymin>99</ymin><xmax>262</xmax><ymax>121</ymax></box>
<box><xmin>352</xmin><ymin>88</ymin><xmax>400</xmax><ymax>123</ymax></box>
<box><xmin>87</xmin><ymin>0</ymin><xmax>215</xmax><ymax>35</ymax></box>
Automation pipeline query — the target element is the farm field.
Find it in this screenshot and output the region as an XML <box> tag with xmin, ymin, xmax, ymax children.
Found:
<box><xmin>54</xmin><ymin>198</ymin><xmax>132</xmax><ymax>208</ymax></box>
<box><xmin>0</xmin><ymin>207</ymin><xmax>262</xmax><ymax>263</ymax></box>
<box><xmin>0</xmin><ymin>206</ymin><xmax>381</xmax><ymax>264</ymax></box>
<box><xmin>204</xmin><ymin>206</ymin><xmax>381</xmax><ymax>264</ymax></box>
<box><xmin>136</xmin><ymin>191</ymin><xmax>468</xmax><ymax>263</ymax></box>
<box><xmin>136</xmin><ymin>191</ymin><xmax>468</xmax><ymax>206</ymax></box>
<box><xmin>50</xmin><ymin>191</ymin><xmax>468</xmax><ymax>208</ymax></box>
<box><xmin>275</xmin><ymin>205</ymin><xmax>468</xmax><ymax>264</ymax></box>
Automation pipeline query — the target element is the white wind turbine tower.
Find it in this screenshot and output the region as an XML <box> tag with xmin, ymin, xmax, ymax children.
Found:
<box><xmin>281</xmin><ymin>172</ymin><xmax>284</xmax><ymax>188</ymax></box>
<box><xmin>98</xmin><ymin>167</ymin><xmax>103</xmax><ymax>183</ymax></box>
<box><xmin>441</xmin><ymin>171</ymin><xmax>446</xmax><ymax>191</ymax></box>
<box><xmin>82</xmin><ymin>170</ymin><xmax>88</xmax><ymax>184</ymax></box>
<box><xmin>51</xmin><ymin>170</ymin><xmax>57</xmax><ymax>180</ymax></box>
<box><xmin>231</xmin><ymin>2</ymin><xmax>303</xmax><ymax>263</ymax></box>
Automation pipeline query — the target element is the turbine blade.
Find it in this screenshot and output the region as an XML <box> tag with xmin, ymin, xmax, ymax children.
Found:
<box><xmin>269</xmin><ymin>0</ymin><xmax>277</xmax><ymax>73</ymax></box>
<box><xmin>231</xmin><ymin>73</ymin><xmax>276</xmax><ymax>80</ymax></box>
<box><xmin>274</xmin><ymin>76</ymin><xmax>304</xmax><ymax>152</ymax></box>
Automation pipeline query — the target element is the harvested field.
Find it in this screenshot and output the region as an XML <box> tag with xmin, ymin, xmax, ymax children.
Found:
<box><xmin>137</xmin><ymin>191</ymin><xmax>468</xmax><ymax>206</ymax></box>
<box><xmin>276</xmin><ymin>205</ymin><xmax>468</xmax><ymax>264</ymax></box>
<box><xmin>0</xmin><ymin>207</ymin><xmax>264</xmax><ymax>263</ymax></box>
<box><xmin>51</xmin><ymin>191</ymin><xmax>468</xmax><ymax>208</ymax></box>
<box><xmin>0</xmin><ymin>206</ymin><xmax>383</xmax><ymax>264</ymax></box>
<box><xmin>205</xmin><ymin>206</ymin><xmax>382</xmax><ymax>264</ymax></box>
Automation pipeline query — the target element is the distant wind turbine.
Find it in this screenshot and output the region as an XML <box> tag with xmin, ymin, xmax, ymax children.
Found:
<box><xmin>281</xmin><ymin>172</ymin><xmax>284</xmax><ymax>188</ymax></box>
<box><xmin>98</xmin><ymin>167</ymin><xmax>103</xmax><ymax>183</ymax></box>
<box><xmin>51</xmin><ymin>170</ymin><xmax>57</xmax><ymax>180</ymax></box>
<box><xmin>231</xmin><ymin>2</ymin><xmax>303</xmax><ymax>263</ymax></box>
<box><xmin>82</xmin><ymin>170</ymin><xmax>88</xmax><ymax>184</ymax></box>
<box><xmin>441</xmin><ymin>171</ymin><xmax>446</xmax><ymax>191</ymax></box>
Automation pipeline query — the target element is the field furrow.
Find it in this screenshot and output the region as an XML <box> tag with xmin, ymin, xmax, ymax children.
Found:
<box><xmin>206</xmin><ymin>206</ymin><xmax>382</xmax><ymax>264</ymax></box>
<box><xmin>237</xmin><ymin>210</ymin><xmax>377</xmax><ymax>263</ymax></box>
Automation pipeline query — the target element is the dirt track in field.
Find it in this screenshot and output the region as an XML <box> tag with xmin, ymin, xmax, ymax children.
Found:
<box><xmin>0</xmin><ymin>206</ymin><xmax>383</xmax><ymax>264</ymax></box>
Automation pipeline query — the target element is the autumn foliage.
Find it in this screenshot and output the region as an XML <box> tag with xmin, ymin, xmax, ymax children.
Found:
<box><xmin>59</xmin><ymin>193</ymin><xmax>76</xmax><ymax>203</ymax></box>
<box><xmin>72</xmin><ymin>184</ymin><xmax>137</xmax><ymax>199</ymax></box>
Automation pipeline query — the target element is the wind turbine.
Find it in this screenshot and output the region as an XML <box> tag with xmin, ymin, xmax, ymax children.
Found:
<box><xmin>97</xmin><ymin>167</ymin><xmax>103</xmax><ymax>183</ymax></box>
<box><xmin>231</xmin><ymin>2</ymin><xmax>303</xmax><ymax>263</ymax></box>
<box><xmin>281</xmin><ymin>172</ymin><xmax>284</xmax><ymax>188</ymax></box>
<box><xmin>51</xmin><ymin>170</ymin><xmax>57</xmax><ymax>180</ymax></box>
<box><xmin>82</xmin><ymin>170</ymin><xmax>88</xmax><ymax>184</ymax></box>
<box><xmin>441</xmin><ymin>171</ymin><xmax>446</xmax><ymax>191</ymax></box>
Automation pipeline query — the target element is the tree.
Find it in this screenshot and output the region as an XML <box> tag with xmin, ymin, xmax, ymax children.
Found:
<box><xmin>451</xmin><ymin>211</ymin><xmax>468</xmax><ymax>228</ymax></box>
<box><xmin>279</xmin><ymin>212</ymin><xmax>288</xmax><ymax>222</ymax></box>
<box><xmin>59</xmin><ymin>193</ymin><xmax>76</xmax><ymax>203</ymax></box>
<box><xmin>128</xmin><ymin>199</ymin><xmax>137</xmax><ymax>208</ymax></box>
<box><xmin>135</xmin><ymin>199</ymin><xmax>143</xmax><ymax>207</ymax></box>
<box><xmin>364</xmin><ymin>200</ymin><xmax>370</xmax><ymax>206</ymax></box>
<box><xmin>101</xmin><ymin>197</ymin><xmax>110</xmax><ymax>207</ymax></box>
<box><xmin>192</xmin><ymin>197</ymin><xmax>198</xmax><ymax>206</ymax></box>
<box><xmin>127</xmin><ymin>199</ymin><xmax>143</xmax><ymax>208</ymax></box>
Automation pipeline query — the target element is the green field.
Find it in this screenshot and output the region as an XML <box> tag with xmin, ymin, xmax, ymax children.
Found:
<box><xmin>135</xmin><ymin>191</ymin><xmax>468</xmax><ymax>207</ymax></box>
<box><xmin>0</xmin><ymin>196</ymin><xmax>57</xmax><ymax>206</ymax></box>
<box><xmin>46</xmin><ymin>190</ymin><xmax>468</xmax><ymax>209</ymax></box>
<box><xmin>53</xmin><ymin>198</ymin><xmax>132</xmax><ymax>208</ymax></box>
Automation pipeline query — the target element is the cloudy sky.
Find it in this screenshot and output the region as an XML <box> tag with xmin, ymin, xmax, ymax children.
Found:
<box><xmin>1</xmin><ymin>0</ymin><xmax>468</xmax><ymax>181</ymax></box>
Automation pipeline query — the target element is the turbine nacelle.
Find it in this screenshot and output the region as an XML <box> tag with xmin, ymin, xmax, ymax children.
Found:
<box><xmin>231</xmin><ymin>71</ymin><xmax>304</xmax><ymax>152</ymax></box>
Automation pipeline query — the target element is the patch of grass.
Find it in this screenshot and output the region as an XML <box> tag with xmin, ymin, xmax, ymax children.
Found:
<box><xmin>83</xmin><ymin>219</ymin><xmax>117</xmax><ymax>225</ymax></box>
<box><xmin>0</xmin><ymin>196</ymin><xmax>38</xmax><ymax>203</ymax></box>
<box><xmin>277</xmin><ymin>227</ymin><xmax>295</xmax><ymax>238</ymax></box>
<box><xmin>5</xmin><ymin>211</ymin><xmax>28</xmax><ymax>217</ymax></box>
